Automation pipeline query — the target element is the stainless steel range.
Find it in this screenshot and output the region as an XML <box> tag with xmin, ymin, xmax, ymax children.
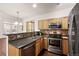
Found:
<box><xmin>48</xmin><ymin>33</ymin><xmax>62</xmax><ymax>54</ymax></box>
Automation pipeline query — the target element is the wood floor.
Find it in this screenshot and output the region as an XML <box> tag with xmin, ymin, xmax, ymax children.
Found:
<box><xmin>38</xmin><ymin>50</ymin><xmax>61</xmax><ymax>56</ymax></box>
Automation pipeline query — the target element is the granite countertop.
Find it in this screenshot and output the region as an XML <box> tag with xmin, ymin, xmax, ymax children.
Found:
<box><xmin>0</xmin><ymin>35</ymin><xmax>6</xmax><ymax>39</ymax></box>
<box><xmin>9</xmin><ymin>36</ymin><xmax>42</xmax><ymax>48</ymax></box>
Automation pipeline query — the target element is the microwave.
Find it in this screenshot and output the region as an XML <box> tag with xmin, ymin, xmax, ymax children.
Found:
<box><xmin>49</xmin><ymin>23</ymin><xmax>62</xmax><ymax>29</ymax></box>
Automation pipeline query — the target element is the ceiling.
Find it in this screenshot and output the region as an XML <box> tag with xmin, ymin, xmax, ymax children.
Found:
<box><xmin>0</xmin><ymin>3</ymin><xmax>75</xmax><ymax>19</ymax></box>
<box><xmin>0</xmin><ymin>3</ymin><xmax>59</xmax><ymax>19</ymax></box>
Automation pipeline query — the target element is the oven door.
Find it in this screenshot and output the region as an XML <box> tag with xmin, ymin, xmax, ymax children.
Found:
<box><xmin>49</xmin><ymin>39</ymin><xmax>61</xmax><ymax>47</ymax></box>
<box><xmin>48</xmin><ymin>38</ymin><xmax>62</xmax><ymax>54</ymax></box>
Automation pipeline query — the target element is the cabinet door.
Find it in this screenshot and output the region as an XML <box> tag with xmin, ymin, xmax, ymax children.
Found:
<box><xmin>49</xmin><ymin>18</ymin><xmax>57</xmax><ymax>24</ymax></box>
<box><xmin>8</xmin><ymin>44</ymin><xmax>20</xmax><ymax>56</ymax></box>
<box><xmin>44</xmin><ymin>38</ymin><xmax>48</xmax><ymax>50</ymax></box>
<box><xmin>0</xmin><ymin>39</ymin><xmax>2</xmax><ymax>55</ymax></box>
<box><xmin>35</xmin><ymin>39</ymin><xmax>41</xmax><ymax>56</ymax></box>
<box><xmin>38</xmin><ymin>20</ymin><xmax>43</xmax><ymax>29</ymax></box>
<box><xmin>35</xmin><ymin>42</ymin><xmax>41</xmax><ymax>56</ymax></box>
<box><xmin>61</xmin><ymin>17</ymin><xmax>68</xmax><ymax>29</ymax></box>
<box><xmin>43</xmin><ymin>20</ymin><xmax>49</xmax><ymax>29</ymax></box>
<box><xmin>57</xmin><ymin>18</ymin><xmax>62</xmax><ymax>24</ymax></box>
<box><xmin>38</xmin><ymin>20</ymin><xmax>49</xmax><ymax>29</ymax></box>
<box><xmin>62</xmin><ymin>39</ymin><xmax>68</xmax><ymax>55</ymax></box>
<box><xmin>40</xmin><ymin>38</ymin><xmax>44</xmax><ymax>50</ymax></box>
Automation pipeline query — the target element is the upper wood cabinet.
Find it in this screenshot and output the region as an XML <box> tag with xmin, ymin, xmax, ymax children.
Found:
<box><xmin>38</xmin><ymin>20</ymin><xmax>49</xmax><ymax>29</ymax></box>
<box><xmin>61</xmin><ymin>17</ymin><xmax>68</xmax><ymax>29</ymax></box>
<box><xmin>43</xmin><ymin>20</ymin><xmax>49</xmax><ymax>29</ymax></box>
<box><xmin>38</xmin><ymin>20</ymin><xmax>43</xmax><ymax>30</ymax></box>
<box><xmin>49</xmin><ymin>18</ymin><xmax>58</xmax><ymax>24</ymax></box>
<box><xmin>38</xmin><ymin>16</ymin><xmax>68</xmax><ymax>30</ymax></box>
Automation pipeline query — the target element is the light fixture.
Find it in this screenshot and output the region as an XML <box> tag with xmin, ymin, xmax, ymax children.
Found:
<box><xmin>33</xmin><ymin>4</ymin><xmax>37</xmax><ymax>8</ymax></box>
<box><xmin>14</xmin><ymin>11</ymin><xmax>19</xmax><ymax>25</ymax></box>
<box><xmin>14</xmin><ymin>22</ymin><xmax>18</xmax><ymax>25</ymax></box>
<box><xmin>19</xmin><ymin>23</ymin><xmax>22</xmax><ymax>25</ymax></box>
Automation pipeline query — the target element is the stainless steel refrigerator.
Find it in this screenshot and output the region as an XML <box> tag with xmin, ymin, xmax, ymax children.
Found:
<box><xmin>68</xmin><ymin>3</ymin><xmax>79</xmax><ymax>56</ymax></box>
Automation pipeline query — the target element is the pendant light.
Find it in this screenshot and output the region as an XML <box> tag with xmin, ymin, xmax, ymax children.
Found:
<box><xmin>14</xmin><ymin>11</ymin><xmax>19</xmax><ymax>25</ymax></box>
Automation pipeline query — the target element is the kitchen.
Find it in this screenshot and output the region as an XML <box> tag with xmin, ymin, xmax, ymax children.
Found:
<box><xmin>0</xmin><ymin>3</ymin><xmax>78</xmax><ymax>56</ymax></box>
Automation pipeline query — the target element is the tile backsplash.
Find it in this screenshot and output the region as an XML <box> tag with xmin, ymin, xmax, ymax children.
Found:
<box><xmin>8</xmin><ymin>32</ymin><xmax>34</xmax><ymax>41</ymax></box>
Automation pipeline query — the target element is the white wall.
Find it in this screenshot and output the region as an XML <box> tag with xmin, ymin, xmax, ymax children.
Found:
<box><xmin>23</xmin><ymin>3</ymin><xmax>76</xmax><ymax>32</ymax></box>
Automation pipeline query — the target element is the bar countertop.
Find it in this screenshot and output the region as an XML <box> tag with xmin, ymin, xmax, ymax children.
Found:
<box><xmin>9</xmin><ymin>36</ymin><xmax>42</xmax><ymax>48</ymax></box>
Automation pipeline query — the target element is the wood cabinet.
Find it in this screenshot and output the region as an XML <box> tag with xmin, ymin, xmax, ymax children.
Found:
<box><xmin>38</xmin><ymin>16</ymin><xmax>68</xmax><ymax>30</ymax></box>
<box><xmin>8</xmin><ymin>37</ymin><xmax>48</xmax><ymax>56</ymax></box>
<box><xmin>61</xmin><ymin>17</ymin><xmax>68</xmax><ymax>29</ymax></box>
<box><xmin>38</xmin><ymin>20</ymin><xmax>49</xmax><ymax>29</ymax></box>
<box><xmin>35</xmin><ymin>37</ymin><xmax>48</xmax><ymax>56</ymax></box>
<box><xmin>43</xmin><ymin>37</ymin><xmax>48</xmax><ymax>50</ymax></box>
<box><xmin>62</xmin><ymin>38</ymin><xmax>68</xmax><ymax>55</ymax></box>
<box><xmin>38</xmin><ymin>20</ymin><xmax>43</xmax><ymax>30</ymax></box>
<box><xmin>40</xmin><ymin>38</ymin><xmax>44</xmax><ymax>50</ymax></box>
<box><xmin>35</xmin><ymin>38</ymin><xmax>41</xmax><ymax>56</ymax></box>
<box><xmin>43</xmin><ymin>20</ymin><xmax>49</xmax><ymax>29</ymax></box>
<box><xmin>9</xmin><ymin>42</ymin><xmax>35</xmax><ymax>56</ymax></box>
<box><xmin>49</xmin><ymin>18</ymin><xmax>58</xmax><ymax>24</ymax></box>
<box><xmin>8</xmin><ymin>44</ymin><xmax>21</xmax><ymax>56</ymax></box>
<box><xmin>0</xmin><ymin>38</ymin><xmax>6</xmax><ymax>56</ymax></box>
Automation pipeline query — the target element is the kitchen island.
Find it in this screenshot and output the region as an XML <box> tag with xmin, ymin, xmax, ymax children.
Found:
<box><xmin>0</xmin><ymin>35</ymin><xmax>6</xmax><ymax>56</ymax></box>
<box><xmin>7</xmin><ymin>32</ymin><xmax>48</xmax><ymax>56</ymax></box>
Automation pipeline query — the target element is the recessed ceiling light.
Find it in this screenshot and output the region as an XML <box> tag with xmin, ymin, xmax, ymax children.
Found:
<box><xmin>33</xmin><ymin>4</ymin><xmax>37</xmax><ymax>8</ymax></box>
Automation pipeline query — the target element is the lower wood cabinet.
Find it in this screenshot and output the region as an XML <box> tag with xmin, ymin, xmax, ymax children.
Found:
<box><xmin>35</xmin><ymin>39</ymin><xmax>41</xmax><ymax>56</ymax></box>
<box><xmin>8</xmin><ymin>44</ymin><xmax>21</xmax><ymax>56</ymax></box>
<box><xmin>0</xmin><ymin>38</ymin><xmax>6</xmax><ymax>56</ymax></box>
<box><xmin>62</xmin><ymin>38</ymin><xmax>69</xmax><ymax>55</ymax></box>
<box><xmin>40</xmin><ymin>38</ymin><xmax>44</xmax><ymax>50</ymax></box>
<box><xmin>35</xmin><ymin>43</ymin><xmax>41</xmax><ymax>56</ymax></box>
<box><xmin>35</xmin><ymin>37</ymin><xmax>48</xmax><ymax>56</ymax></box>
<box><xmin>43</xmin><ymin>37</ymin><xmax>48</xmax><ymax>50</ymax></box>
<box><xmin>8</xmin><ymin>37</ymin><xmax>48</xmax><ymax>56</ymax></box>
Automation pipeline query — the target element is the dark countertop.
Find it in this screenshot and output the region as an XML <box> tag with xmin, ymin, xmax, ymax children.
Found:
<box><xmin>9</xmin><ymin>36</ymin><xmax>42</xmax><ymax>48</ymax></box>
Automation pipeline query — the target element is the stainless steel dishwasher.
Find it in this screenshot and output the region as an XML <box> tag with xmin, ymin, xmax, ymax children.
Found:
<box><xmin>21</xmin><ymin>42</ymin><xmax>35</xmax><ymax>56</ymax></box>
